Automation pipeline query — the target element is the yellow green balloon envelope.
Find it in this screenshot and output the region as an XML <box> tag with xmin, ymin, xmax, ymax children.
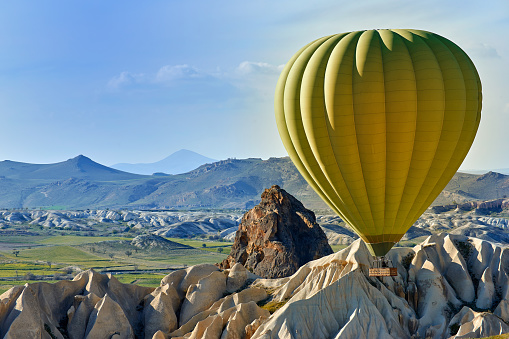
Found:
<box><xmin>275</xmin><ymin>29</ymin><xmax>482</xmax><ymax>257</ymax></box>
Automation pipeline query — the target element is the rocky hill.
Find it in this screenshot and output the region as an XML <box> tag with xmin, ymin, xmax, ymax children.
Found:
<box><xmin>219</xmin><ymin>185</ymin><xmax>332</xmax><ymax>278</ymax></box>
<box><xmin>0</xmin><ymin>155</ymin><xmax>508</xmax><ymax>210</ymax></box>
<box><xmin>0</xmin><ymin>234</ymin><xmax>507</xmax><ymax>338</ymax></box>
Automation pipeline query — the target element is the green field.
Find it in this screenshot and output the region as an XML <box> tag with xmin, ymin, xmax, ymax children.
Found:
<box><xmin>165</xmin><ymin>238</ymin><xmax>233</xmax><ymax>254</ymax></box>
<box><xmin>0</xmin><ymin>235</ymin><xmax>233</xmax><ymax>294</ymax></box>
<box><xmin>0</xmin><ymin>233</ymin><xmax>356</xmax><ymax>295</ymax></box>
<box><xmin>113</xmin><ymin>273</ymin><xmax>166</xmax><ymax>288</ymax></box>
<box><xmin>330</xmin><ymin>244</ymin><xmax>349</xmax><ymax>252</ymax></box>
<box><xmin>37</xmin><ymin>235</ymin><xmax>131</xmax><ymax>246</ymax></box>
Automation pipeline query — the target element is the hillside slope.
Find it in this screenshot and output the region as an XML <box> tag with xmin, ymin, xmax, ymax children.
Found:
<box><xmin>0</xmin><ymin>155</ymin><xmax>508</xmax><ymax>210</ymax></box>
<box><xmin>0</xmin><ymin>155</ymin><xmax>143</xmax><ymax>181</ymax></box>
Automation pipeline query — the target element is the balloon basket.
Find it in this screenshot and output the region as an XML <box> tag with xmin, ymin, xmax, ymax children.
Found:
<box><xmin>369</xmin><ymin>256</ymin><xmax>397</xmax><ymax>277</ymax></box>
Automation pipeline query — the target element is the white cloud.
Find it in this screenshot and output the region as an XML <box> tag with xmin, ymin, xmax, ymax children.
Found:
<box><xmin>236</xmin><ymin>61</ymin><xmax>284</xmax><ymax>75</ymax></box>
<box><xmin>106</xmin><ymin>61</ymin><xmax>284</xmax><ymax>97</ymax></box>
<box><xmin>108</xmin><ymin>64</ymin><xmax>212</xmax><ymax>90</ymax></box>
<box><xmin>466</xmin><ymin>43</ymin><xmax>501</xmax><ymax>59</ymax></box>
<box><xmin>107</xmin><ymin>71</ymin><xmax>145</xmax><ymax>89</ymax></box>
<box><xmin>155</xmin><ymin>64</ymin><xmax>203</xmax><ymax>83</ymax></box>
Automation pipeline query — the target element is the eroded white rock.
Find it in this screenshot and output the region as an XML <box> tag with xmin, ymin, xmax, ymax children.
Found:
<box><xmin>180</xmin><ymin>271</ymin><xmax>227</xmax><ymax>325</ymax></box>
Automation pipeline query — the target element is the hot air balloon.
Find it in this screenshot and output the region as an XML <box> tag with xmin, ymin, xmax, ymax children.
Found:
<box><xmin>275</xmin><ymin>29</ymin><xmax>481</xmax><ymax>266</ymax></box>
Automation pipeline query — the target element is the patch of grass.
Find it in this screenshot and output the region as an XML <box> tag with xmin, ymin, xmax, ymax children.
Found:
<box><xmin>0</xmin><ymin>280</ymin><xmax>59</xmax><ymax>295</ymax></box>
<box><xmin>0</xmin><ymin>234</ymin><xmax>231</xmax><ymax>292</ymax></box>
<box><xmin>165</xmin><ymin>238</ymin><xmax>233</xmax><ymax>248</ymax></box>
<box><xmin>37</xmin><ymin>236</ymin><xmax>131</xmax><ymax>246</ymax></box>
<box><xmin>114</xmin><ymin>273</ymin><xmax>165</xmax><ymax>288</ymax></box>
<box><xmin>77</xmin><ymin>240</ymin><xmax>229</xmax><ymax>269</ymax></box>
<box><xmin>258</xmin><ymin>298</ymin><xmax>290</xmax><ymax>314</ymax></box>
<box><xmin>398</xmin><ymin>236</ymin><xmax>429</xmax><ymax>247</ymax></box>
<box><xmin>0</xmin><ymin>269</ymin><xmax>62</xmax><ymax>277</ymax></box>
<box><xmin>330</xmin><ymin>244</ymin><xmax>348</xmax><ymax>252</ymax></box>
<box><xmin>199</xmin><ymin>245</ymin><xmax>232</xmax><ymax>255</ymax></box>
<box><xmin>12</xmin><ymin>246</ymin><xmax>111</xmax><ymax>267</ymax></box>
<box><xmin>0</xmin><ymin>235</ymin><xmax>51</xmax><ymax>243</ymax></box>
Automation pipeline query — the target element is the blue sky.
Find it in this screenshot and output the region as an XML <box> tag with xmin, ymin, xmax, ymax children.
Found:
<box><xmin>0</xmin><ymin>1</ymin><xmax>508</xmax><ymax>171</ymax></box>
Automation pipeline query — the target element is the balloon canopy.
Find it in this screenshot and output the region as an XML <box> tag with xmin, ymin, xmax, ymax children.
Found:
<box><xmin>274</xmin><ymin>29</ymin><xmax>482</xmax><ymax>257</ymax></box>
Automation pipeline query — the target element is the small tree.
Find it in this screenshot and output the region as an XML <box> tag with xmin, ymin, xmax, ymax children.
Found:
<box><xmin>24</xmin><ymin>272</ymin><xmax>35</xmax><ymax>280</ymax></box>
<box><xmin>125</xmin><ymin>250</ymin><xmax>132</xmax><ymax>258</ymax></box>
<box><xmin>12</xmin><ymin>250</ymin><xmax>20</xmax><ymax>257</ymax></box>
<box><xmin>217</xmin><ymin>247</ymin><xmax>224</xmax><ymax>253</ymax></box>
<box><xmin>202</xmin><ymin>243</ymin><xmax>206</xmax><ymax>248</ymax></box>
<box><xmin>109</xmin><ymin>253</ymin><xmax>114</xmax><ymax>260</ymax></box>
<box><xmin>47</xmin><ymin>261</ymin><xmax>52</xmax><ymax>269</ymax></box>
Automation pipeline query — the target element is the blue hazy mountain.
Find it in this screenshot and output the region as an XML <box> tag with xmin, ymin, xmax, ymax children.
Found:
<box><xmin>0</xmin><ymin>155</ymin><xmax>143</xmax><ymax>181</ymax></box>
<box><xmin>111</xmin><ymin>149</ymin><xmax>217</xmax><ymax>175</ymax></box>
<box><xmin>0</xmin><ymin>155</ymin><xmax>507</xmax><ymax>210</ymax></box>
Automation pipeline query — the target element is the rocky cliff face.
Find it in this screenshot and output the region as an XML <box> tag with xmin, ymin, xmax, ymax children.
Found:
<box><xmin>218</xmin><ymin>185</ymin><xmax>333</xmax><ymax>278</ymax></box>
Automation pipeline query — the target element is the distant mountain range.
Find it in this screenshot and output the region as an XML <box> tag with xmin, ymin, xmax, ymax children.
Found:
<box><xmin>460</xmin><ymin>168</ymin><xmax>509</xmax><ymax>175</ymax></box>
<box><xmin>0</xmin><ymin>154</ymin><xmax>507</xmax><ymax>210</ymax></box>
<box><xmin>111</xmin><ymin>149</ymin><xmax>217</xmax><ymax>175</ymax></box>
<box><xmin>0</xmin><ymin>155</ymin><xmax>142</xmax><ymax>181</ymax></box>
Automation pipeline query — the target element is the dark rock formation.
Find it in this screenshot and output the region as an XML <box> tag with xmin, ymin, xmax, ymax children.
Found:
<box><xmin>218</xmin><ymin>185</ymin><xmax>333</xmax><ymax>278</ymax></box>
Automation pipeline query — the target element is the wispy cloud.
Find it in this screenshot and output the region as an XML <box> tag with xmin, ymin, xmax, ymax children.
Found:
<box><xmin>467</xmin><ymin>43</ymin><xmax>501</xmax><ymax>59</ymax></box>
<box><xmin>235</xmin><ymin>61</ymin><xmax>284</xmax><ymax>76</ymax></box>
<box><xmin>107</xmin><ymin>71</ymin><xmax>145</xmax><ymax>89</ymax></box>
<box><xmin>107</xmin><ymin>61</ymin><xmax>284</xmax><ymax>91</ymax></box>
<box><xmin>155</xmin><ymin>64</ymin><xmax>204</xmax><ymax>83</ymax></box>
<box><xmin>108</xmin><ymin>64</ymin><xmax>216</xmax><ymax>90</ymax></box>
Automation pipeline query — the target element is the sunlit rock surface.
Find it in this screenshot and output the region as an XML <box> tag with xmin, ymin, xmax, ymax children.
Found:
<box><xmin>0</xmin><ymin>233</ymin><xmax>507</xmax><ymax>338</ymax></box>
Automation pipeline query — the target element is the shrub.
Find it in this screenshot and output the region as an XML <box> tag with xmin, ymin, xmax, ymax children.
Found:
<box><xmin>449</xmin><ymin>323</ymin><xmax>460</xmax><ymax>336</ymax></box>
<box><xmin>453</xmin><ymin>239</ymin><xmax>473</xmax><ymax>260</ymax></box>
<box><xmin>258</xmin><ymin>298</ymin><xmax>290</xmax><ymax>314</ymax></box>
<box><xmin>24</xmin><ymin>272</ymin><xmax>36</xmax><ymax>280</ymax></box>
<box><xmin>62</xmin><ymin>267</ymin><xmax>73</xmax><ymax>275</ymax></box>
<box><xmin>402</xmin><ymin>252</ymin><xmax>415</xmax><ymax>270</ymax></box>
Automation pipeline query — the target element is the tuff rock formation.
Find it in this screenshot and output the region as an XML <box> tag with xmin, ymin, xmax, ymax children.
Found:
<box><xmin>218</xmin><ymin>185</ymin><xmax>333</xmax><ymax>278</ymax></box>
<box><xmin>0</xmin><ymin>234</ymin><xmax>508</xmax><ymax>338</ymax></box>
<box><xmin>249</xmin><ymin>233</ymin><xmax>509</xmax><ymax>339</ymax></box>
<box><xmin>0</xmin><ymin>263</ymin><xmax>269</xmax><ymax>339</ymax></box>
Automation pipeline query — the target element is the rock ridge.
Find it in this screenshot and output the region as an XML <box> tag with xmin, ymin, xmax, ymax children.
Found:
<box><xmin>218</xmin><ymin>185</ymin><xmax>333</xmax><ymax>278</ymax></box>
